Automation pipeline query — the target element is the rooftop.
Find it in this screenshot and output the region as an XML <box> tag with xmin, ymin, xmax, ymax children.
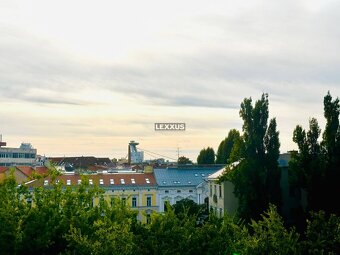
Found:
<box><xmin>154</xmin><ymin>167</ymin><xmax>219</xmax><ymax>187</ymax></box>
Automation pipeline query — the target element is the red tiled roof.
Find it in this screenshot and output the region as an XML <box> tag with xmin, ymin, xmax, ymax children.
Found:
<box><xmin>35</xmin><ymin>166</ymin><xmax>49</xmax><ymax>175</ymax></box>
<box><xmin>16</xmin><ymin>166</ymin><xmax>34</xmax><ymax>177</ymax></box>
<box><xmin>0</xmin><ymin>167</ymin><xmax>8</xmax><ymax>173</ymax></box>
<box><xmin>30</xmin><ymin>172</ymin><xmax>156</xmax><ymax>187</ymax></box>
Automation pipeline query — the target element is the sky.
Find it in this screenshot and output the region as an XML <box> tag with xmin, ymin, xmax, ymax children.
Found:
<box><xmin>0</xmin><ymin>0</ymin><xmax>340</xmax><ymax>161</ymax></box>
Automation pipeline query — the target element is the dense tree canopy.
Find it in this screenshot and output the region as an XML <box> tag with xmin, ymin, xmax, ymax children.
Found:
<box><xmin>197</xmin><ymin>147</ymin><xmax>215</xmax><ymax>164</ymax></box>
<box><xmin>215</xmin><ymin>129</ymin><xmax>242</xmax><ymax>164</ymax></box>
<box><xmin>290</xmin><ymin>92</ymin><xmax>340</xmax><ymax>214</ymax></box>
<box><xmin>177</xmin><ymin>156</ymin><xmax>193</xmax><ymax>165</ymax></box>
<box><xmin>0</xmin><ymin>176</ymin><xmax>339</xmax><ymax>254</ymax></box>
<box><xmin>224</xmin><ymin>94</ymin><xmax>281</xmax><ymax>221</ymax></box>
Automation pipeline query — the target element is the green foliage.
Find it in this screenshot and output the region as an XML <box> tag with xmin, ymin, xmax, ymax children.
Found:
<box><xmin>216</xmin><ymin>129</ymin><xmax>243</xmax><ymax>164</ymax></box>
<box><xmin>197</xmin><ymin>147</ymin><xmax>215</xmax><ymax>164</ymax></box>
<box><xmin>172</xmin><ymin>198</ymin><xmax>206</xmax><ymax>217</ymax></box>
<box><xmin>303</xmin><ymin>211</ymin><xmax>340</xmax><ymax>254</ymax></box>
<box><xmin>228</xmin><ymin>94</ymin><xmax>281</xmax><ymax>221</ymax></box>
<box><xmin>0</xmin><ymin>176</ymin><xmax>339</xmax><ymax>254</ymax></box>
<box><xmin>248</xmin><ymin>205</ymin><xmax>301</xmax><ymax>255</ymax></box>
<box><xmin>290</xmin><ymin>92</ymin><xmax>340</xmax><ymax>214</ymax></box>
<box><xmin>178</xmin><ymin>156</ymin><xmax>193</xmax><ymax>165</ymax></box>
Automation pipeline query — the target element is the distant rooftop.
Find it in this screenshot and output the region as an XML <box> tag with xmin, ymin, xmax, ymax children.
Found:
<box><xmin>154</xmin><ymin>166</ymin><xmax>220</xmax><ymax>187</ymax></box>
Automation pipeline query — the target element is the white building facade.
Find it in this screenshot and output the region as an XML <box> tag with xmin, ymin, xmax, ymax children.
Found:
<box><xmin>0</xmin><ymin>143</ymin><xmax>37</xmax><ymax>166</ymax></box>
<box><xmin>154</xmin><ymin>167</ymin><xmax>220</xmax><ymax>213</ymax></box>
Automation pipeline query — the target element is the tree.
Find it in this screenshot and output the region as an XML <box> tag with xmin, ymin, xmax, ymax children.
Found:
<box><xmin>197</xmin><ymin>147</ymin><xmax>215</xmax><ymax>164</ymax></box>
<box><xmin>290</xmin><ymin>92</ymin><xmax>340</xmax><ymax>214</ymax></box>
<box><xmin>216</xmin><ymin>129</ymin><xmax>242</xmax><ymax>164</ymax></box>
<box><xmin>172</xmin><ymin>198</ymin><xmax>206</xmax><ymax>219</ymax></box>
<box><xmin>224</xmin><ymin>94</ymin><xmax>281</xmax><ymax>221</ymax></box>
<box><xmin>177</xmin><ymin>156</ymin><xmax>192</xmax><ymax>165</ymax></box>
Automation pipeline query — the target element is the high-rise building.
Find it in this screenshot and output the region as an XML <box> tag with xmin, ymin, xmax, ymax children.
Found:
<box><xmin>128</xmin><ymin>141</ymin><xmax>144</xmax><ymax>164</ymax></box>
<box><xmin>0</xmin><ymin>139</ymin><xmax>37</xmax><ymax>166</ymax></box>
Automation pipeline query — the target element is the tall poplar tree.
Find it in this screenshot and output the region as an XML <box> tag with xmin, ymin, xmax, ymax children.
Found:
<box><xmin>291</xmin><ymin>92</ymin><xmax>340</xmax><ymax>214</ymax></box>
<box><xmin>227</xmin><ymin>93</ymin><xmax>281</xmax><ymax>221</ymax></box>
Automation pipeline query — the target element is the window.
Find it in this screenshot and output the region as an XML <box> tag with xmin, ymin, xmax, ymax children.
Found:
<box><xmin>56</xmin><ymin>180</ymin><xmax>59</xmax><ymax>184</ymax></box>
<box><xmin>89</xmin><ymin>179</ymin><xmax>93</xmax><ymax>185</ymax></box>
<box><xmin>110</xmin><ymin>179</ymin><xmax>114</xmax><ymax>185</ymax></box>
<box><xmin>132</xmin><ymin>197</ymin><xmax>137</xmax><ymax>207</ymax></box>
<box><xmin>110</xmin><ymin>197</ymin><xmax>115</xmax><ymax>206</ymax></box>
<box><xmin>78</xmin><ymin>179</ymin><xmax>82</xmax><ymax>185</ymax></box>
<box><xmin>122</xmin><ymin>197</ymin><xmax>126</xmax><ymax>205</ymax></box>
<box><xmin>189</xmin><ymin>190</ymin><xmax>193</xmax><ymax>193</ymax></box>
<box><xmin>44</xmin><ymin>180</ymin><xmax>48</xmax><ymax>186</ymax></box>
<box><xmin>120</xmin><ymin>178</ymin><xmax>125</xmax><ymax>184</ymax></box>
<box><xmin>219</xmin><ymin>208</ymin><xmax>223</xmax><ymax>217</ymax></box>
<box><xmin>67</xmin><ymin>180</ymin><xmax>71</xmax><ymax>185</ymax></box>
<box><xmin>210</xmin><ymin>184</ymin><xmax>212</xmax><ymax>196</ymax></box>
<box><xmin>99</xmin><ymin>179</ymin><xmax>104</xmax><ymax>185</ymax></box>
<box><xmin>146</xmin><ymin>214</ymin><xmax>151</xmax><ymax>224</ymax></box>
<box><xmin>145</xmin><ymin>178</ymin><xmax>150</xmax><ymax>184</ymax></box>
<box><xmin>146</xmin><ymin>196</ymin><xmax>152</xmax><ymax>207</ymax></box>
<box><xmin>219</xmin><ymin>185</ymin><xmax>222</xmax><ymax>198</ymax></box>
<box><xmin>177</xmin><ymin>190</ymin><xmax>181</xmax><ymax>193</ymax></box>
<box><xmin>214</xmin><ymin>185</ymin><xmax>217</xmax><ymax>195</ymax></box>
<box><xmin>131</xmin><ymin>178</ymin><xmax>135</xmax><ymax>184</ymax></box>
<box><xmin>165</xmin><ymin>190</ymin><xmax>169</xmax><ymax>193</ymax></box>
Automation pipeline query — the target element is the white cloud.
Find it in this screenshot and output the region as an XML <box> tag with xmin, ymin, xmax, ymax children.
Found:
<box><xmin>0</xmin><ymin>0</ymin><xmax>339</xmax><ymax>160</ymax></box>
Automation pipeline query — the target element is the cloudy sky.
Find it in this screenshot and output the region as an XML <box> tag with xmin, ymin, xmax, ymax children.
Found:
<box><xmin>1</xmin><ymin>0</ymin><xmax>339</xmax><ymax>161</ymax></box>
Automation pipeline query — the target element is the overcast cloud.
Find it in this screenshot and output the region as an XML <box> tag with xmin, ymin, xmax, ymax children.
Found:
<box><xmin>0</xmin><ymin>0</ymin><xmax>339</xmax><ymax>160</ymax></box>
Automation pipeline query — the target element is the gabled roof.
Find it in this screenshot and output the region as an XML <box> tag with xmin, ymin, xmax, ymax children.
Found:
<box><xmin>207</xmin><ymin>168</ymin><xmax>225</xmax><ymax>180</ymax></box>
<box><xmin>48</xmin><ymin>156</ymin><xmax>111</xmax><ymax>168</ymax></box>
<box><xmin>35</xmin><ymin>166</ymin><xmax>49</xmax><ymax>175</ymax></box>
<box><xmin>154</xmin><ymin>167</ymin><xmax>217</xmax><ymax>187</ymax></box>
<box><xmin>0</xmin><ymin>167</ymin><xmax>8</xmax><ymax>173</ymax></box>
<box><xmin>28</xmin><ymin>172</ymin><xmax>157</xmax><ymax>188</ymax></box>
<box><xmin>16</xmin><ymin>166</ymin><xmax>34</xmax><ymax>177</ymax></box>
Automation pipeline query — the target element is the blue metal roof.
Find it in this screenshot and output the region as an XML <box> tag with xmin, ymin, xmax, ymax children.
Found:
<box><xmin>154</xmin><ymin>167</ymin><xmax>221</xmax><ymax>187</ymax></box>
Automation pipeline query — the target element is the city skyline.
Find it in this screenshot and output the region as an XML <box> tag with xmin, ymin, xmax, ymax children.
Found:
<box><xmin>1</xmin><ymin>0</ymin><xmax>340</xmax><ymax>161</ymax></box>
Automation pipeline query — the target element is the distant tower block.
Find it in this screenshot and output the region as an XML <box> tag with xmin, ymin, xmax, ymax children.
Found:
<box><xmin>0</xmin><ymin>134</ymin><xmax>6</xmax><ymax>147</ymax></box>
<box><xmin>128</xmin><ymin>141</ymin><xmax>144</xmax><ymax>164</ymax></box>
